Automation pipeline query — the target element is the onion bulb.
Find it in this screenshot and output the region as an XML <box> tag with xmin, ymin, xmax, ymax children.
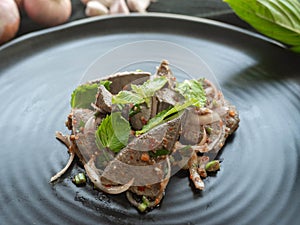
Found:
<box><xmin>23</xmin><ymin>0</ymin><xmax>72</xmax><ymax>27</ymax></box>
<box><xmin>14</xmin><ymin>0</ymin><xmax>23</xmax><ymax>9</ymax></box>
<box><xmin>0</xmin><ymin>0</ymin><xmax>20</xmax><ymax>45</ymax></box>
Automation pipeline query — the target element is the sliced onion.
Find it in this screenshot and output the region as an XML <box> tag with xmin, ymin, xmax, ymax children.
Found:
<box><xmin>207</xmin><ymin>123</ymin><xmax>226</xmax><ymax>153</ymax></box>
<box><xmin>55</xmin><ymin>131</ymin><xmax>71</xmax><ymax>147</ymax></box>
<box><xmin>84</xmin><ymin>116</ymin><xmax>96</xmax><ymax>132</ymax></box>
<box><xmin>148</xmin><ymin>156</ymin><xmax>171</xmax><ymax>207</ymax></box>
<box><xmin>204</xmin><ymin>79</ymin><xmax>218</xmax><ymax>100</ymax></box>
<box><xmin>188</xmin><ymin>151</ymin><xmax>205</xmax><ymax>190</ymax></box>
<box><xmin>191</xmin><ymin>143</ymin><xmax>208</xmax><ymax>153</ymax></box>
<box><xmin>214</xmin><ymin>106</ymin><xmax>229</xmax><ymax>117</ymax></box>
<box><xmin>126</xmin><ymin>191</ymin><xmax>140</xmax><ymax>208</ymax></box>
<box><xmin>50</xmin><ymin>132</ymin><xmax>75</xmax><ymax>182</ymax></box>
<box><xmin>84</xmin><ymin>157</ymin><xmax>134</xmax><ymax>194</ymax></box>
<box><xmin>198</xmin><ymin>112</ymin><xmax>221</xmax><ymax>125</ymax></box>
<box><xmin>198</xmin><ymin>126</ymin><xmax>207</xmax><ymax>146</ymax></box>
<box><xmin>50</xmin><ymin>152</ymin><xmax>75</xmax><ymax>182</ymax></box>
<box><xmin>126</xmin><ymin>157</ymin><xmax>171</xmax><ymax>209</ymax></box>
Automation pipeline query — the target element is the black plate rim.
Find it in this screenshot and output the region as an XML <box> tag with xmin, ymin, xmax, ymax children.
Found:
<box><xmin>0</xmin><ymin>12</ymin><xmax>286</xmax><ymax>52</ymax></box>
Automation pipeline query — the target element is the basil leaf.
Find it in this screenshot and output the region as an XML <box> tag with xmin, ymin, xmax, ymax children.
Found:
<box><xmin>291</xmin><ymin>45</ymin><xmax>300</xmax><ymax>52</ymax></box>
<box><xmin>224</xmin><ymin>0</ymin><xmax>300</xmax><ymax>51</ymax></box>
<box><xmin>71</xmin><ymin>83</ymin><xmax>99</xmax><ymax>109</ymax></box>
<box><xmin>176</xmin><ymin>79</ymin><xmax>207</xmax><ymax>107</ymax></box>
<box><xmin>95</xmin><ymin>112</ymin><xmax>131</xmax><ymax>153</ymax></box>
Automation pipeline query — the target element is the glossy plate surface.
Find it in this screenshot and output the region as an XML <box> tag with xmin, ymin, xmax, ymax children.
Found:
<box><xmin>0</xmin><ymin>13</ymin><xmax>299</xmax><ymax>225</ymax></box>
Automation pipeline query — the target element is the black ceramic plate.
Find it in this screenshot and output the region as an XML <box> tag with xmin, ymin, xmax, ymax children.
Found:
<box><xmin>0</xmin><ymin>13</ymin><xmax>299</xmax><ymax>225</ymax></box>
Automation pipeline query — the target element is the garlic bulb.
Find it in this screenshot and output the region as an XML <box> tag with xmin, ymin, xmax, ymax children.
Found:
<box><xmin>85</xmin><ymin>0</ymin><xmax>109</xmax><ymax>17</ymax></box>
<box><xmin>127</xmin><ymin>0</ymin><xmax>150</xmax><ymax>12</ymax></box>
<box><xmin>81</xmin><ymin>0</ymin><xmax>113</xmax><ymax>7</ymax></box>
<box><xmin>110</xmin><ymin>0</ymin><xmax>129</xmax><ymax>14</ymax></box>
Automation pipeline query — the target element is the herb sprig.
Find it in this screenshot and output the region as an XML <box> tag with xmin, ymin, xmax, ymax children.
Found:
<box><xmin>224</xmin><ymin>0</ymin><xmax>300</xmax><ymax>52</ymax></box>
<box><xmin>112</xmin><ymin>77</ymin><xmax>168</xmax><ymax>107</ymax></box>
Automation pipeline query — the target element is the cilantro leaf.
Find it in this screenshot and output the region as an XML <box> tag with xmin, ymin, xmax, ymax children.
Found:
<box><xmin>95</xmin><ymin>112</ymin><xmax>131</xmax><ymax>153</ymax></box>
<box><xmin>71</xmin><ymin>83</ymin><xmax>99</xmax><ymax>109</ymax></box>
<box><xmin>176</xmin><ymin>79</ymin><xmax>207</xmax><ymax>107</ymax></box>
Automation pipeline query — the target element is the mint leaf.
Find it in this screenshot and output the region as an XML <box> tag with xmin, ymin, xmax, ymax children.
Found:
<box><xmin>112</xmin><ymin>77</ymin><xmax>168</xmax><ymax>107</ymax></box>
<box><xmin>135</xmin><ymin>99</ymin><xmax>196</xmax><ymax>135</ymax></box>
<box><xmin>71</xmin><ymin>83</ymin><xmax>99</xmax><ymax>109</ymax></box>
<box><xmin>176</xmin><ymin>79</ymin><xmax>207</xmax><ymax>107</ymax></box>
<box><xmin>149</xmin><ymin>148</ymin><xmax>170</xmax><ymax>157</ymax></box>
<box><xmin>224</xmin><ymin>0</ymin><xmax>300</xmax><ymax>51</ymax></box>
<box><xmin>95</xmin><ymin>112</ymin><xmax>131</xmax><ymax>153</ymax></box>
<box><xmin>112</xmin><ymin>90</ymin><xmax>144</xmax><ymax>105</ymax></box>
<box><xmin>135</xmin><ymin>109</ymin><xmax>169</xmax><ymax>136</ymax></box>
<box><xmin>131</xmin><ymin>77</ymin><xmax>168</xmax><ymax>98</ymax></box>
<box><xmin>99</xmin><ymin>80</ymin><xmax>112</xmax><ymax>91</ymax></box>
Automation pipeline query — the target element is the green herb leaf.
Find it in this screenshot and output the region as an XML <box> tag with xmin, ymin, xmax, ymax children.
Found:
<box><xmin>95</xmin><ymin>112</ymin><xmax>131</xmax><ymax>153</ymax></box>
<box><xmin>112</xmin><ymin>77</ymin><xmax>168</xmax><ymax>107</ymax></box>
<box><xmin>135</xmin><ymin>109</ymin><xmax>169</xmax><ymax>135</ymax></box>
<box><xmin>135</xmin><ymin>99</ymin><xmax>197</xmax><ymax>135</ymax></box>
<box><xmin>131</xmin><ymin>77</ymin><xmax>168</xmax><ymax>98</ymax></box>
<box><xmin>112</xmin><ymin>90</ymin><xmax>144</xmax><ymax>105</ymax></box>
<box><xmin>224</xmin><ymin>0</ymin><xmax>300</xmax><ymax>51</ymax></box>
<box><xmin>99</xmin><ymin>80</ymin><xmax>112</xmax><ymax>91</ymax></box>
<box><xmin>149</xmin><ymin>149</ymin><xmax>170</xmax><ymax>157</ymax></box>
<box><xmin>71</xmin><ymin>83</ymin><xmax>99</xmax><ymax>109</ymax></box>
<box><xmin>175</xmin><ymin>79</ymin><xmax>207</xmax><ymax>107</ymax></box>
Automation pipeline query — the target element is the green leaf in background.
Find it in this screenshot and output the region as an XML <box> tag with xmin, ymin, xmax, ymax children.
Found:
<box><xmin>224</xmin><ymin>0</ymin><xmax>300</xmax><ymax>52</ymax></box>
<box><xmin>71</xmin><ymin>83</ymin><xmax>99</xmax><ymax>109</ymax></box>
<box><xmin>95</xmin><ymin>112</ymin><xmax>131</xmax><ymax>153</ymax></box>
